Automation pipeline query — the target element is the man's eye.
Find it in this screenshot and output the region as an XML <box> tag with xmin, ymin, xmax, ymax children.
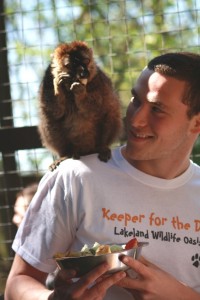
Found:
<box><xmin>152</xmin><ymin>106</ymin><xmax>163</xmax><ymax>113</ymax></box>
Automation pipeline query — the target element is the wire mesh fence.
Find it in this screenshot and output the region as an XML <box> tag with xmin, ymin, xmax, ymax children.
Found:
<box><xmin>1</xmin><ymin>0</ymin><xmax>200</xmax><ymax>294</ymax></box>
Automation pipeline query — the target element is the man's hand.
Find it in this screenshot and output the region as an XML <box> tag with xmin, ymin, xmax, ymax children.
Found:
<box><xmin>117</xmin><ymin>256</ymin><xmax>200</xmax><ymax>300</ymax></box>
<box><xmin>49</xmin><ymin>263</ymin><xmax>126</xmax><ymax>300</ymax></box>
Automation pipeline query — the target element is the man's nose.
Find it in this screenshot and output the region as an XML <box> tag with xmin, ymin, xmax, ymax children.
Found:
<box><xmin>131</xmin><ymin>105</ymin><xmax>148</xmax><ymax>128</ymax></box>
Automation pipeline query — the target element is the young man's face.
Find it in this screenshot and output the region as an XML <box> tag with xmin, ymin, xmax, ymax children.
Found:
<box><xmin>124</xmin><ymin>68</ymin><xmax>198</xmax><ymax>169</ymax></box>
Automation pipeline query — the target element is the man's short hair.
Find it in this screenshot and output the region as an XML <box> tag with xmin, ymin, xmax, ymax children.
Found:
<box><xmin>148</xmin><ymin>52</ymin><xmax>200</xmax><ymax>117</ymax></box>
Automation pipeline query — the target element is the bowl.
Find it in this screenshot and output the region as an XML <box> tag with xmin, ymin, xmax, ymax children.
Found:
<box><xmin>55</xmin><ymin>242</ymin><xmax>148</xmax><ymax>277</ymax></box>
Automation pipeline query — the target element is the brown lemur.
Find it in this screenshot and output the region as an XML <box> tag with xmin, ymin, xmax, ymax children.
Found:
<box><xmin>38</xmin><ymin>41</ymin><xmax>122</xmax><ymax>169</ymax></box>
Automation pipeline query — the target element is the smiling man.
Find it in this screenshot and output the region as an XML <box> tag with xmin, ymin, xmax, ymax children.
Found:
<box><xmin>123</xmin><ymin>65</ymin><xmax>198</xmax><ymax>179</ymax></box>
<box><xmin>5</xmin><ymin>52</ymin><xmax>200</xmax><ymax>300</ymax></box>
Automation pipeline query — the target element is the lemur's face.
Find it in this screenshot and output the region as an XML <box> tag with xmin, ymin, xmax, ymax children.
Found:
<box><xmin>63</xmin><ymin>51</ymin><xmax>90</xmax><ymax>81</ymax></box>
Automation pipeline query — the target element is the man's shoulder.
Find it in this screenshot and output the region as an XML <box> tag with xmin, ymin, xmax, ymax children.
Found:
<box><xmin>40</xmin><ymin>147</ymin><xmax>122</xmax><ymax>186</ymax></box>
<box><xmin>49</xmin><ymin>153</ymin><xmax>106</xmax><ymax>177</ymax></box>
<box><xmin>53</xmin><ymin>147</ymin><xmax>121</xmax><ymax>171</ymax></box>
<box><xmin>59</xmin><ymin>153</ymin><xmax>100</xmax><ymax>169</ymax></box>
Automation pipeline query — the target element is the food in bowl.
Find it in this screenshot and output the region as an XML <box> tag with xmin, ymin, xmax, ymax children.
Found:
<box><xmin>54</xmin><ymin>238</ymin><xmax>138</xmax><ymax>258</ymax></box>
<box><xmin>54</xmin><ymin>238</ymin><xmax>148</xmax><ymax>277</ymax></box>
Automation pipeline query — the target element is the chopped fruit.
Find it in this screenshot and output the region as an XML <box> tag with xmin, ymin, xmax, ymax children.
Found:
<box><xmin>125</xmin><ymin>238</ymin><xmax>138</xmax><ymax>250</ymax></box>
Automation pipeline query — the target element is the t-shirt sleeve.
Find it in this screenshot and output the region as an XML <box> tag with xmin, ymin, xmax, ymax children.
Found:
<box><xmin>12</xmin><ymin>170</ymin><xmax>76</xmax><ymax>273</ymax></box>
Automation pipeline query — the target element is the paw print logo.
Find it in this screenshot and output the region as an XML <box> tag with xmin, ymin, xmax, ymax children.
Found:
<box><xmin>191</xmin><ymin>253</ymin><xmax>200</xmax><ymax>268</ymax></box>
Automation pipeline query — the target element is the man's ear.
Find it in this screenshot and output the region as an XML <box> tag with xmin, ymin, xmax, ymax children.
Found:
<box><xmin>190</xmin><ymin>113</ymin><xmax>200</xmax><ymax>133</ymax></box>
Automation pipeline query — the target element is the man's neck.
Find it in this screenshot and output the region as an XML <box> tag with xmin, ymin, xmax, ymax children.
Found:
<box><xmin>121</xmin><ymin>148</ymin><xmax>191</xmax><ymax>179</ymax></box>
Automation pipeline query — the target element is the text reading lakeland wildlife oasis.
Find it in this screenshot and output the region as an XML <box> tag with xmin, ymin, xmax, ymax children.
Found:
<box><xmin>113</xmin><ymin>227</ymin><xmax>200</xmax><ymax>246</ymax></box>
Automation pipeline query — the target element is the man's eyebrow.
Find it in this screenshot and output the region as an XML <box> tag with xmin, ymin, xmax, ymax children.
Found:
<box><xmin>147</xmin><ymin>94</ymin><xmax>165</xmax><ymax>106</ymax></box>
<box><xmin>148</xmin><ymin>99</ymin><xmax>168</xmax><ymax>110</ymax></box>
<box><xmin>149</xmin><ymin>101</ymin><xmax>164</xmax><ymax>107</ymax></box>
<box><xmin>131</xmin><ymin>88</ymin><xmax>167</xmax><ymax>109</ymax></box>
<box><xmin>146</xmin><ymin>91</ymin><xmax>168</xmax><ymax>108</ymax></box>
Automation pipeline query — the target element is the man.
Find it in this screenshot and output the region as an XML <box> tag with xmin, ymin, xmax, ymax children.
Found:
<box><xmin>5</xmin><ymin>52</ymin><xmax>200</xmax><ymax>299</ymax></box>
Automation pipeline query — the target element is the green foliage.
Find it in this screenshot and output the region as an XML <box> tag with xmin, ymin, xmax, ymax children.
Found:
<box><xmin>3</xmin><ymin>0</ymin><xmax>200</xmax><ymax>155</ymax></box>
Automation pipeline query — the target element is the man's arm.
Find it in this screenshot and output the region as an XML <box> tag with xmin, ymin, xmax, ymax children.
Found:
<box><xmin>5</xmin><ymin>254</ymin><xmax>127</xmax><ymax>300</ymax></box>
<box><xmin>5</xmin><ymin>254</ymin><xmax>52</xmax><ymax>300</ymax></box>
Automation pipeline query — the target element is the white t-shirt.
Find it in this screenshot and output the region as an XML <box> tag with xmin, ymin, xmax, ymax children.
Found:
<box><xmin>13</xmin><ymin>146</ymin><xmax>200</xmax><ymax>298</ymax></box>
